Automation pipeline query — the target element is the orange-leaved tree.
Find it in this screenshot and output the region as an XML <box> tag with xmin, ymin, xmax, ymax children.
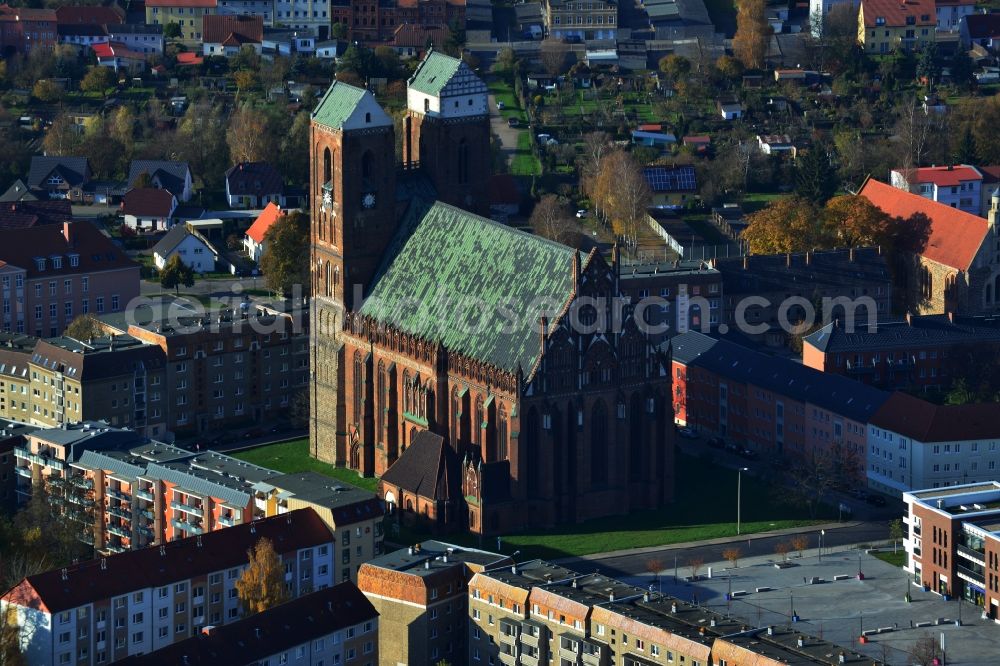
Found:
<box><xmin>235</xmin><ymin>537</ymin><xmax>289</xmax><ymax>615</ymax></box>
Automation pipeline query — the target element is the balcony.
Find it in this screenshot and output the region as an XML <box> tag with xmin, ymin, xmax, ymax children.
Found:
<box><xmin>15</xmin><ymin>448</ymin><xmax>65</xmax><ymax>471</ymax></box>
<box><xmin>135</xmin><ymin>489</ymin><xmax>154</xmax><ymax>501</ymax></box>
<box><xmin>170</xmin><ymin>501</ymin><xmax>204</xmax><ymax>518</ymax></box>
<box><xmin>957</xmin><ymin>543</ymin><xmax>985</xmax><ymax>565</ymax></box>
<box><xmin>521</xmin><ymin>654</ymin><xmax>540</xmax><ymax>666</ymax></box>
<box><xmin>520</xmin><ymin>632</ymin><xmax>541</xmax><ymax>649</ymax></box>
<box><xmin>107</xmin><ymin>506</ymin><xmax>131</xmax><ymax>520</ymax></box>
<box><xmin>217</xmin><ymin>514</ymin><xmax>237</xmax><ymax>527</ymax></box>
<box><xmin>957</xmin><ymin>563</ymin><xmax>985</xmax><ymax>585</ymax></box>
<box><xmin>498</xmin><ymin>652</ymin><xmax>516</xmax><ymax>666</ymax></box>
<box><xmin>69</xmin><ymin>475</ymin><xmax>93</xmax><ymax>489</ymax></box>
<box><xmin>107</xmin><ymin>524</ymin><xmax>130</xmax><ymax>538</ymax></box>
<box><xmin>171</xmin><ymin>518</ymin><xmax>204</xmax><ymax>535</ymax></box>
<box><xmin>106</xmin><ymin>488</ymin><xmax>129</xmax><ymax>502</ymax></box>
<box><xmin>499</xmin><ymin>630</ymin><xmax>518</xmax><ymax>646</ymax></box>
<box><xmin>14</xmin><ymin>466</ymin><xmax>31</xmax><ymax>478</ymax></box>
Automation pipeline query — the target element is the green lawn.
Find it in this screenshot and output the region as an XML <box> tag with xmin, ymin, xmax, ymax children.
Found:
<box><xmin>488</xmin><ymin>80</ymin><xmax>528</xmax><ymax>123</ymax></box>
<box><xmin>872</xmin><ymin>550</ymin><xmax>906</xmax><ymax>567</ymax></box>
<box><xmin>232</xmin><ymin>438</ymin><xmax>379</xmax><ymax>492</ymax></box>
<box><xmin>511</xmin><ymin>131</ymin><xmax>542</xmax><ymax>176</ymax></box>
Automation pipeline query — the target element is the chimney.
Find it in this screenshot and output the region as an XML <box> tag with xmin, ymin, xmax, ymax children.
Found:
<box><xmin>849</xmin><ymin>247</ymin><xmax>855</xmax><ymax>262</ymax></box>
<box><xmin>797</xmin><ymin>636</ymin><xmax>805</xmax><ymax>648</ymax></box>
<box><xmin>786</xmin><ymin>253</ymin><xmax>791</xmax><ymax>268</ymax></box>
<box><xmin>805</xmin><ymin>251</ymin><xmax>811</xmax><ymax>266</ymax></box>
<box><xmin>424</xmin><ymin>560</ymin><xmax>431</xmax><ymax>570</ymax></box>
<box><xmin>670</xmin><ymin>602</ymin><xmax>678</xmax><ymax>613</ymax></box>
<box><xmin>201</xmin><ymin>626</ymin><xmax>217</xmax><ymax>637</ymax></box>
<box><xmin>100</xmin><ymin>558</ymin><xmax>107</xmax><ymax>571</ymax></box>
<box><xmin>742</xmin><ymin>255</ymin><xmax>749</xmax><ymax>270</ymax></box>
<box><xmin>643</xmin><ymin>592</ymin><xmax>650</xmax><ymax>602</ymax></box>
<box><xmin>539</xmin><ymin>315</ymin><xmax>548</xmax><ymax>352</ymax></box>
<box><xmin>61</xmin><ymin>568</ymin><xmax>68</xmax><ymax>581</ymax></box>
<box><xmin>609</xmin><ymin>592</ymin><xmax>615</xmax><ymax>602</ymax></box>
<box><xmin>906</xmin><ymin>313</ymin><xmax>913</xmax><ymax>326</ymax></box>
<box><xmin>63</xmin><ymin>221</ymin><xmax>74</xmax><ymax>247</ymax></box>
<box><xmin>160</xmin><ymin>545</ymin><xmax>166</xmax><ymax>556</ymax></box>
<box><xmin>947</xmin><ymin>311</ymin><xmax>955</xmax><ymax>324</ymax></box>
<box><xmin>408</xmin><ymin>546</ymin><xmax>415</xmax><ymax>555</ymax></box>
<box><xmin>254</xmin><ymin>628</ymin><xmax>261</xmax><ymax>638</ymax></box>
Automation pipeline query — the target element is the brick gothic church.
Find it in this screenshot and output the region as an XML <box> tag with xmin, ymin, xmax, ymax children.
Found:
<box><xmin>309</xmin><ymin>50</ymin><xmax>674</xmax><ymax>535</ymax></box>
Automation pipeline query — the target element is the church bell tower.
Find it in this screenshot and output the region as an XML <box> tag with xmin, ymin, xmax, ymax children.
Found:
<box><xmin>309</xmin><ymin>80</ymin><xmax>397</xmax><ymax>465</ymax></box>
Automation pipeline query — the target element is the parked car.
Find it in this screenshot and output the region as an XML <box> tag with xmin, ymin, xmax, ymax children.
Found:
<box><xmin>496</xmin><ymin>101</ymin><xmax>505</xmax><ymax>110</ymax></box>
<box><xmin>507</xmin><ymin>117</ymin><xmax>519</xmax><ymax>127</ymax></box>
<box><xmin>865</xmin><ymin>494</ymin><xmax>887</xmax><ymax>507</ymax></box>
<box><xmin>677</xmin><ymin>427</ymin><xmax>697</xmax><ymax>439</ymax></box>
<box><xmin>576</xmin><ymin>209</ymin><xmax>588</xmax><ymax>218</ymax></box>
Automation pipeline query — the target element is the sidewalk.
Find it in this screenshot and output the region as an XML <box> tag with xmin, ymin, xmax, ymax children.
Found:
<box><xmin>553</xmin><ymin>520</ymin><xmax>869</xmax><ymax>564</ymax></box>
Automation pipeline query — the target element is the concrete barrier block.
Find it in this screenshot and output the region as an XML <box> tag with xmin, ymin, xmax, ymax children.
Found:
<box><xmin>833</xmin><ymin>574</ymin><xmax>850</xmax><ymax>581</ymax></box>
<box><xmin>755</xmin><ymin>586</ymin><xmax>771</xmax><ymax>593</ymax></box>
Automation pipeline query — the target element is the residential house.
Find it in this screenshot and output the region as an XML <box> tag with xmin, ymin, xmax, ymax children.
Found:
<box><xmin>0</xmin><ymin>5</ymin><xmax>57</xmax><ymax>55</ymax></box>
<box><xmin>329</xmin><ymin>0</ymin><xmax>464</xmax><ymax>43</ymax></box>
<box><xmin>890</xmin><ymin>164</ymin><xmax>983</xmax><ymax>216</ymax></box>
<box><xmin>631</xmin><ymin>129</ymin><xmax>677</xmax><ymax>149</ymax></box>
<box><xmin>802</xmin><ymin>313</ymin><xmax>1000</xmax><ymax>390</ymax></box>
<box><xmin>201</xmin><ymin>14</ymin><xmax>263</xmax><ymax>55</ymax></box>
<box><xmin>357</xmin><ymin>540</ymin><xmax>508</xmax><ymax>666</ymax></box>
<box><xmin>902</xmin><ymin>482</ymin><xmax>1000</xmax><ymax>614</ymax></box>
<box><xmin>0</xmin><ymin>419</ymin><xmax>36</xmax><ymax>513</ymax></box>
<box><xmin>858</xmin><ymin>0</ymin><xmax>936</xmax><ymax>53</ymax></box>
<box><xmin>960</xmin><ymin>13</ymin><xmax>1000</xmax><ymax>52</ymax></box>
<box><xmin>0</xmin><ymin>221</ymin><xmax>139</xmax><ymax>337</ymax></box>
<box><xmin>276</xmin><ymin>0</ymin><xmax>333</xmax><ymax>38</ymax></box>
<box><xmin>867</xmin><ymin>392</ymin><xmax>1000</xmax><ymax>494</ymax></box>
<box><xmin>682</xmin><ymin>134</ymin><xmax>711</xmax><ymax>153</ymax></box>
<box><xmin>106</xmin><ymin>23</ymin><xmax>164</xmax><ymax>56</ymax></box>
<box><xmin>243</xmin><ymin>201</ymin><xmax>282</xmax><ymax>262</ymax></box>
<box><xmin>617</xmin><ymin>259</ymin><xmax>723</xmax><ymax>344</ymax></box>
<box><xmin>57</xmin><ymin>23</ymin><xmax>110</xmax><ymax>49</ymax></box>
<box><xmin>117</xmin><ymin>584</ymin><xmax>378</xmax><ymax>666</ymax></box>
<box><xmin>388</xmin><ymin>23</ymin><xmax>448</xmax><ymax>59</ymax></box>
<box><xmin>935</xmin><ymin>0</ymin><xmax>975</xmax><ymax>31</ymax></box>
<box><xmin>0</xmin><ymin>199</ymin><xmax>72</xmax><ymax>229</ymax></box>
<box><xmin>718</xmin><ymin>99</ymin><xmax>743</xmax><ymax>120</ymax></box>
<box><xmin>122</xmin><ymin>188</ymin><xmax>178</xmax><ymax>232</ymax></box>
<box><xmin>756</xmin><ymin>133</ymin><xmax>797</xmax><ymax>156</ymax></box>
<box><xmin>672</xmin><ymin>331</ymin><xmax>889</xmax><ymax>479</ymax></box>
<box><xmin>642</xmin><ymin>164</ymin><xmax>697</xmax><ymax>209</ymax></box>
<box><xmin>315</xmin><ymin>39</ymin><xmax>339</xmax><ymax>58</ymax></box>
<box><xmin>0</xmin><ymin>179</ymin><xmax>38</xmax><ymax>203</ymax></box>
<box><xmin>713</xmin><ymin>248</ymin><xmax>892</xmax><ymax>345</ymax></box>
<box><xmin>261</xmin><ymin>27</ymin><xmax>315</xmax><ymax>56</ymax></box>
<box><xmin>0</xmin><ymin>508</ymin><xmax>335</xmax><ymax>665</ymax></box>
<box><xmin>26</xmin><ymin>156</ymin><xmax>91</xmax><ymax>202</ymax></box>
<box><xmin>224</xmin><ymin>162</ymin><xmax>284</xmax><ymax>208</ymax></box>
<box><xmin>54</xmin><ymin>5</ymin><xmax>124</xmax><ymax>26</ymax></box>
<box><xmin>93</xmin><ymin>41</ymin><xmax>147</xmax><ymax>73</ymax></box>
<box><xmin>152</xmin><ymin>225</ymin><xmax>218</xmax><ymax>273</ymax></box>
<box><xmin>514</xmin><ymin>1</ymin><xmax>544</xmax><ymax>38</ymax></box>
<box><xmin>145</xmin><ymin>0</ymin><xmax>217</xmax><ymax>42</ymax></box>
<box><xmin>860</xmin><ymin>178</ymin><xmax>1000</xmax><ymax>315</ymax></box>
<box><xmin>127</xmin><ymin>160</ymin><xmax>193</xmax><ymax>202</ymax></box>
<box><xmin>543</xmin><ymin>0</ymin><xmax>618</xmax><ymax>40</ymax></box>
<box><xmin>215</xmin><ymin>0</ymin><xmax>274</xmax><ymax>25</ymax></box>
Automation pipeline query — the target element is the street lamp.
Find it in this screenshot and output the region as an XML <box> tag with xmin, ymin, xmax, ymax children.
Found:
<box><xmin>819</xmin><ymin>529</ymin><xmax>825</xmax><ymax>562</ymax></box>
<box><xmin>737</xmin><ymin>467</ymin><xmax>749</xmax><ymax>535</ymax></box>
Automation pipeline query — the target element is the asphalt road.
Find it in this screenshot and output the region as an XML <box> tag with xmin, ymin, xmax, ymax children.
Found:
<box><xmin>558</xmin><ymin>520</ymin><xmax>891</xmax><ymax>579</ymax></box>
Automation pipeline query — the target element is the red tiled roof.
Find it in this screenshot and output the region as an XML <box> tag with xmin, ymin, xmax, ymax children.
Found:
<box><xmin>176</xmin><ymin>51</ymin><xmax>203</xmax><ymax>65</ymax></box>
<box><xmin>859</xmin><ymin>178</ymin><xmax>988</xmax><ymax>271</ymax></box>
<box><xmin>1</xmin><ymin>509</ymin><xmax>331</xmax><ymax>614</ymax></box>
<box><xmin>145</xmin><ymin>0</ymin><xmax>215</xmax><ymax>6</ymax></box>
<box><xmin>0</xmin><ymin>200</ymin><xmax>72</xmax><ymax>230</ymax></box>
<box><xmin>870</xmin><ymin>391</ymin><xmax>1000</xmax><ymax>442</ymax></box>
<box><xmin>55</xmin><ymin>5</ymin><xmax>124</xmax><ymax>25</ymax></box>
<box><xmin>0</xmin><ymin>220</ymin><xmax>136</xmax><ymax>279</ymax></box>
<box><xmin>638</xmin><ymin>123</ymin><xmax>663</xmax><ymax>132</ymax></box>
<box><xmin>980</xmin><ymin>166</ymin><xmax>1000</xmax><ymax>185</ymax></box>
<box><xmin>245</xmin><ymin>201</ymin><xmax>283</xmax><ymax>243</ymax></box>
<box><xmin>904</xmin><ymin>165</ymin><xmax>982</xmax><ymax>187</ymax></box>
<box><xmin>861</xmin><ymin>0</ymin><xmax>935</xmax><ymax>27</ymax></box>
<box><xmin>390</xmin><ymin>22</ymin><xmax>448</xmax><ymax>48</ymax></box>
<box><xmin>121</xmin><ymin>187</ymin><xmax>176</xmax><ymax>218</ymax></box>
<box><xmin>203</xmin><ymin>14</ymin><xmax>262</xmax><ymax>44</ymax></box>
<box><xmin>683</xmin><ymin>135</ymin><xmax>711</xmax><ymax>144</ymax></box>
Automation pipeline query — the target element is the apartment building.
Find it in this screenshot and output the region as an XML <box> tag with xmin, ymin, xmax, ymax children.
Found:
<box><xmin>544</xmin><ymin>0</ymin><xmax>618</xmax><ymax>40</ymax></box>
<box><xmin>329</xmin><ymin>0</ymin><xmax>465</xmax><ymax>43</ymax></box>
<box><xmin>802</xmin><ymin>313</ymin><xmax>1000</xmax><ymax>391</ymax></box>
<box><xmin>145</xmin><ymin>0</ymin><xmax>217</xmax><ymax>42</ymax></box>
<box><xmin>712</xmin><ymin>625</ymin><xmax>884</xmax><ymax>666</ymax></box>
<box><xmin>858</xmin><ymin>0</ymin><xmax>935</xmax><ymax>53</ymax></box>
<box><xmin>867</xmin><ymin>392</ymin><xmax>1000</xmax><ymax>493</ymax></box>
<box><xmin>0</xmin><ymin>5</ymin><xmax>57</xmax><ymax>54</ymax></box>
<box><xmin>0</xmin><ymin>419</ymin><xmax>35</xmax><ymax>513</ymax></box>
<box><xmin>118</xmin><ymin>307</ymin><xmax>308</xmax><ymax>437</ymax></box>
<box><xmin>0</xmin><ymin>332</ymin><xmax>41</xmax><ymax>421</ymax></box>
<box><xmin>672</xmin><ymin>331</ymin><xmax>888</xmax><ymax>481</ymax></box>
<box><xmin>357</xmin><ymin>541</ymin><xmax>508</xmax><ymax>666</ymax></box>
<box><xmin>903</xmin><ymin>482</ymin><xmax>1000</xmax><ymax>620</ymax></box>
<box><xmin>712</xmin><ymin>248</ymin><xmax>892</xmax><ymax>346</ymax></box>
<box><xmin>617</xmin><ymin>259</ymin><xmax>722</xmax><ymax>345</ymax></box>
<box><xmin>0</xmin><ymin>221</ymin><xmax>139</xmax><ymax>338</ymax></box>
<box><xmin>118</xmin><ymin>583</ymin><xmax>378</xmax><ymax>665</ymax></box>
<box><xmin>890</xmin><ymin>165</ymin><xmax>984</xmax><ymax>217</ymax></box>
<box><xmin>0</xmin><ymin>508</ymin><xmax>335</xmax><ymax>665</ymax></box>
<box><xmin>255</xmin><ymin>472</ymin><xmax>385</xmax><ymax>582</ymax></box>
<box><xmin>469</xmin><ymin>560</ymin><xmax>881</xmax><ymax>666</ymax></box>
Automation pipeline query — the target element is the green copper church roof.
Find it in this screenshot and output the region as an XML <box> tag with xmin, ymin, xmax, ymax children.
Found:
<box><xmin>408</xmin><ymin>50</ymin><xmax>464</xmax><ymax>96</ymax></box>
<box><xmin>359</xmin><ymin>202</ymin><xmax>575</xmax><ymax>373</ymax></box>
<box><xmin>312</xmin><ymin>80</ymin><xmax>368</xmax><ymax>129</ymax></box>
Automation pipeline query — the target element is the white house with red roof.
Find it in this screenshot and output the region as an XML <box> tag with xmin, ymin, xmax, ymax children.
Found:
<box><xmin>121</xmin><ymin>187</ymin><xmax>177</xmax><ymax>232</ymax></box>
<box><xmin>201</xmin><ymin>14</ymin><xmax>263</xmax><ymax>56</ymax></box>
<box><xmin>860</xmin><ymin>177</ymin><xmax>1000</xmax><ymax>315</ymax></box>
<box><xmin>890</xmin><ymin>164</ymin><xmax>984</xmax><ymax>216</ymax></box>
<box><xmin>243</xmin><ymin>201</ymin><xmax>282</xmax><ymax>262</ymax></box>
<box><xmin>934</xmin><ymin>0</ymin><xmax>976</xmax><ymax>31</ymax></box>
<box><xmin>92</xmin><ymin>41</ymin><xmax>146</xmax><ymax>73</ymax></box>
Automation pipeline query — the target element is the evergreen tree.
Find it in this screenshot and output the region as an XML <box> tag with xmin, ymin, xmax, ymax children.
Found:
<box><xmin>795</xmin><ymin>145</ymin><xmax>837</xmax><ymax>205</ymax></box>
<box><xmin>955</xmin><ymin>125</ymin><xmax>978</xmax><ymax>164</ymax></box>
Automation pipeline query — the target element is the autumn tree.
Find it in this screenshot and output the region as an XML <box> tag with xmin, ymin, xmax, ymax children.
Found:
<box><xmin>235</xmin><ymin>537</ymin><xmax>289</xmax><ymax>615</ymax></box>
<box><xmin>64</xmin><ymin>315</ymin><xmax>104</xmax><ymax>341</ymax></box>
<box><xmin>110</xmin><ymin>106</ymin><xmax>135</xmax><ymax>157</ymax></box>
<box><xmin>733</xmin><ymin>0</ymin><xmax>769</xmax><ymax>70</ymax></box>
<box><xmin>233</xmin><ymin>69</ymin><xmax>257</xmax><ymax>97</ymax></box>
<box><xmin>722</xmin><ymin>547</ymin><xmax>742</xmax><ymax>568</ymax></box>
<box><xmin>741</xmin><ymin>197</ymin><xmax>820</xmax><ymax>254</ymax></box>
<box><xmin>80</xmin><ymin>66</ymin><xmax>115</xmax><ymax>97</ymax></box>
<box><xmin>911</xmin><ymin>634</ymin><xmax>941</xmax><ymax>666</ymax></box>
<box><xmin>260</xmin><ymin>211</ymin><xmax>310</xmax><ymax>297</ymax></box>
<box><xmin>43</xmin><ymin>113</ymin><xmax>81</xmax><ymax>157</ymax></box>
<box><xmin>227</xmin><ymin>105</ymin><xmax>275</xmax><ymax>165</ymax></box>
<box><xmin>176</xmin><ymin>100</ymin><xmax>227</xmax><ymax>187</ymax></box>
<box><xmin>593</xmin><ymin>150</ymin><xmax>651</xmax><ymax>252</ymax></box>
<box><xmin>774</xmin><ymin>541</ymin><xmax>792</xmax><ymax>562</ymax></box>
<box><xmin>688</xmin><ymin>556</ymin><xmax>705</xmax><ymax>580</ymax></box>
<box><xmin>159</xmin><ymin>254</ymin><xmax>195</xmax><ymax>295</ymax></box>
<box><xmin>31</xmin><ymin>79</ymin><xmax>62</xmax><ymax>103</ymax></box>
<box><xmin>530</xmin><ymin>194</ymin><xmax>574</xmax><ymax>244</ymax></box>
<box><xmin>540</xmin><ymin>38</ymin><xmax>569</xmax><ymax>77</ymax></box>
<box><xmin>791</xmin><ymin>535</ymin><xmax>809</xmax><ymax>557</ymax></box>
<box><xmin>658</xmin><ymin>54</ymin><xmax>691</xmax><ymax>84</ymax></box>
<box><xmin>715</xmin><ymin>55</ymin><xmax>744</xmax><ymax>81</ymax></box>
<box><xmin>820</xmin><ymin>194</ymin><xmax>891</xmax><ymax>248</ymax></box>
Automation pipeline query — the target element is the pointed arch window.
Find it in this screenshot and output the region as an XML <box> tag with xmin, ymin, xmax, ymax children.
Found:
<box><xmin>498</xmin><ymin>405</ymin><xmax>508</xmax><ymax>461</ymax></box>
<box><xmin>353</xmin><ymin>352</ymin><xmax>363</xmax><ymax>426</ymax></box>
<box><xmin>323</xmin><ymin>147</ymin><xmax>332</xmax><ymax>185</ymax></box>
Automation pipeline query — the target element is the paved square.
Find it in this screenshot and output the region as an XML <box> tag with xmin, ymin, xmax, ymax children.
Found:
<box><xmin>624</xmin><ymin>547</ymin><xmax>1000</xmax><ymax>665</ymax></box>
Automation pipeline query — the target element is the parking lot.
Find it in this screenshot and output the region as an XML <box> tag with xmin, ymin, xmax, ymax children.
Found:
<box><xmin>630</xmin><ymin>547</ymin><xmax>999</xmax><ymax>665</ymax></box>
